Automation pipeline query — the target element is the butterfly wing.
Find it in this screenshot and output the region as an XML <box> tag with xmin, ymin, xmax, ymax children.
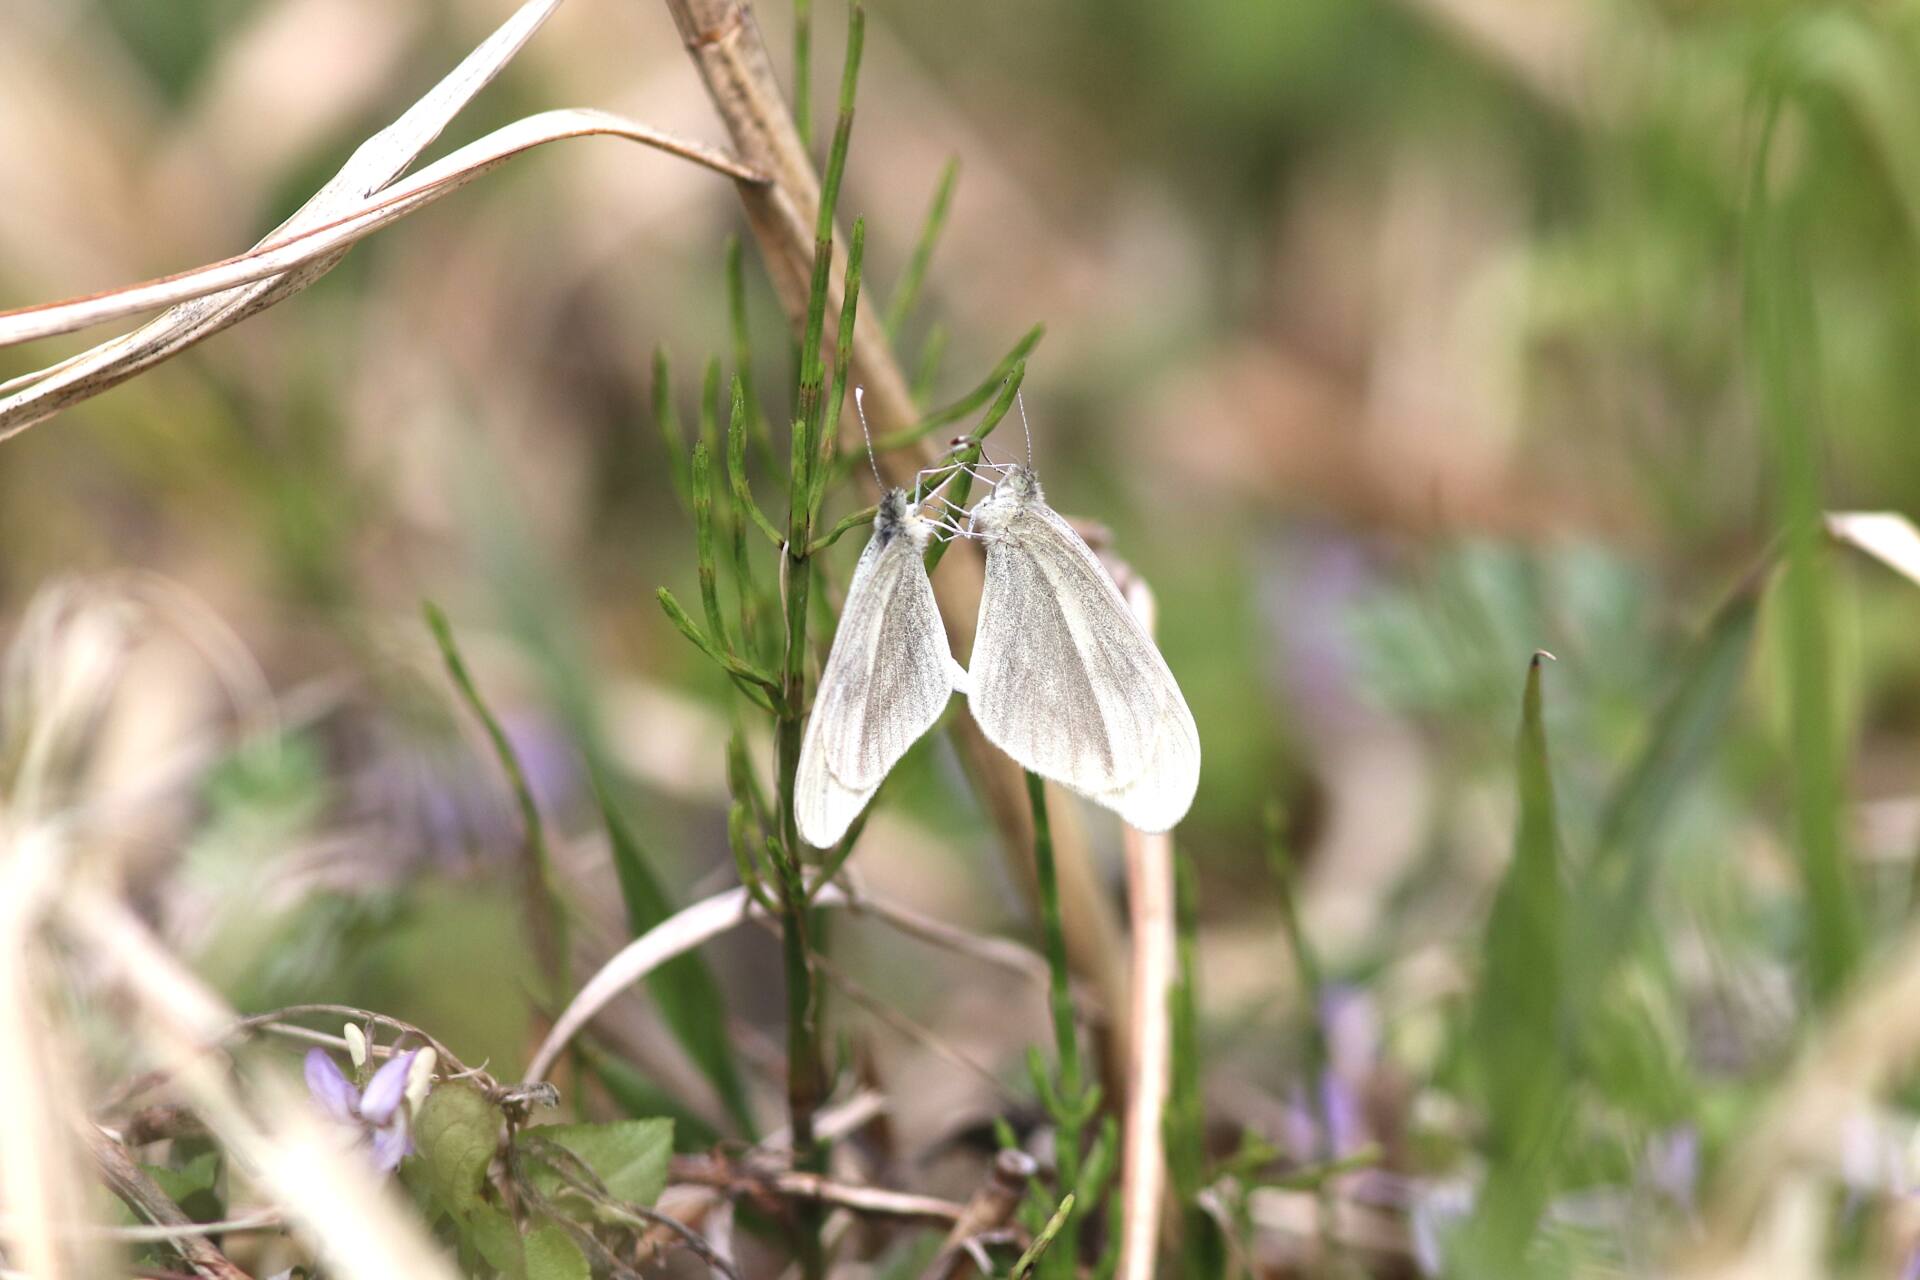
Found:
<box><xmin>970</xmin><ymin>501</ymin><xmax>1199</xmax><ymax>829</ymax></box>
<box><xmin>795</xmin><ymin>523</ymin><xmax>955</xmax><ymax>848</ymax></box>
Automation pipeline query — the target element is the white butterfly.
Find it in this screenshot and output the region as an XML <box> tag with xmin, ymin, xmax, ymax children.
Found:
<box><xmin>794</xmin><ymin>487</ymin><xmax>959</xmax><ymax>848</ymax></box>
<box><xmin>964</xmin><ymin>463</ymin><xmax>1199</xmax><ymax>832</ymax></box>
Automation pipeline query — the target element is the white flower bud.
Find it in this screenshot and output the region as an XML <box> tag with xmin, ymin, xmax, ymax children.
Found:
<box><xmin>343</xmin><ymin>1023</ymin><xmax>368</xmax><ymax>1070</ymax></box>
<box><xmin>406</xmin><ymin>1047</ymin><xmax>437</xmax><ymax>1115</ymax></box>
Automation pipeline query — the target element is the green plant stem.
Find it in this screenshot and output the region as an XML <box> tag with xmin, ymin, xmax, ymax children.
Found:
<box><xmin>423</xmin><ymin>602</ymin><xmax>569</xmax><ymax>1003</ymax></box>
<box><xmin>807</xmin><ymin>503</ymin><xmax>878</xmax><ymax>554</ymax></box>
<box><xmin>1012</xmin><ymin>1193</ymin><xmax>1076</xmax><ymax>1279</ymax></box>
<box><xmin>793</xmin><ymin>0</ymin><xmax>812</xmax><ymax>150</ymax></box>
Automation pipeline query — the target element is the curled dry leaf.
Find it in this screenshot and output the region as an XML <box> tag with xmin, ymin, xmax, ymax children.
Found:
<box><xmin>0</xmin><ymin>110</ymin><xmax>762</xmax><ymax>355</ymax></box>
<box><xmin>0</xmin><ymin>0</ymin><xmax>575</xmax><ymax>441</ymax></box>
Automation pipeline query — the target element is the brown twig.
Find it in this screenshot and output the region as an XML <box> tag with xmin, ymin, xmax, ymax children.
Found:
<box><xmin>656</xmin><ymin>0</ymin><xmax>1129</xmax><ymax>1108</ymax></box>
<box><xmin>97</xmin><ymin>1002</ymin><xmax>492</xmax><ymax>1115</ymax></box>
<box><xmin>87</xmin><ymin>1129</ymin><xmax>253</xmax><ymax>1280</ymax></box>
<box><xmin>670</xmin><ymin>1153</ymin><xmax>969</xmax><ymax>1225</ymax></box>
<box><xmin>919</xmin><ymin>1149</ymin><xmax>1039</xmax><ymax>1280</ymax></box>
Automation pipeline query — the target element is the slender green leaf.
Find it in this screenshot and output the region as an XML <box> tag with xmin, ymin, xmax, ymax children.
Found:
<box><xmin>1459</xmin><ymin>654</ymin><xmax>1569</xmax><ymax>1272</ymax></box>
<box><xmin>726</xmin><ymin>235</ymin><xmax>777</xmax><ymax>472</ymax></box>
<box><xmin>1579</xmin><ymin>589</ymin><xmax>1759</xmax><ymax>985</ymax></box>
<box><xmin>884</xmin><ymin>157</ymin><xmax>960</xmax><ymax>340</ymax></box>
<box><xmin>653</xmin><ymin>346</ymin><xmax>688</xmax><ymax>508</ymax></box>
<box><xmin>654</xmin><ymin>587</ymin><xmax>780</xmax><ymax>708</ymax></box>
<box><xmin>793</xmin><ymin>0</ymin><xmax>813</xmax><ymax>150</ymax></box>
<box><xmin>873</xmin><ymin>323</ymin><xmax>1043</xmax><ymax>454</ymax></box>
<box><xmin>592</xmin><ymin>768</ymin><xmax>757</xmax><ymax>1136</ymax></box>
<box><xmin>424</xmin><ymin>602</ymin><xmax>568</xmax><ymax>998</ymax></box>
<box><xmin>691</xmin><ymin>442</ymin><xmax>729</xmax><ymax>651</ymax></box>
<box><xmin>1745</xmin><ymin>88</ymin><xmax>1860</xmax><ymax>1001</ymax></box>
<box><xmin>810</xmin><ymin>217</ymin><xmax>865</xmax><ymax>516</ymax></box>
<box><xmin>911</xmin><ymin>322</ymin><xmax>949</xmax><ymax>403</ymax></box>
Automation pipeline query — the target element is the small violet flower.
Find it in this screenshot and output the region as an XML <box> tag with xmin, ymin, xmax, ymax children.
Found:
<box><xmin>304</xmin><ymin>1047</ymin><xmax>418</xmax><ymax>1172</ymax></box>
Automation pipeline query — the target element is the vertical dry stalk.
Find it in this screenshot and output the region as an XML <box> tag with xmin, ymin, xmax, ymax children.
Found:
<box><xmin>655</xmin><ymin>0</ymin><xmax>1129</xmax><ymax>1083</ymax></box>
<box><xmin>1117</xmin><ymin>826</ymin><xmax>1175</xmax><ymax>1280</ymax></box>
<box><xmin>1116</xmin><ymin>577</ymin><xmax>1176</xmax><ymax>1280</ymax></box>
<box><xmin>0</xmin><ymin>827</ymin><xmax>102</xmax><ymax>1280</ymax></box>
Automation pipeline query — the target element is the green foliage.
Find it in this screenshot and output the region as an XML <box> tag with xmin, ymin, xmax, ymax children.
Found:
<box><xmin>142</xmin><ymin>1149</ymin><xmax>223</xmax><ymax>1229</ymax></box>
<box><xmin>519</xmin><ymin>1118</ymin><xmax>673</xmax><ymax>1207</ymax></box>
<box><xmin>414</xmin><ymin>1080</ymin><xmax>499</xmax><ymax>1216</ymax></box>
<box><xmin>593</xmin><ymin>769</ymin><xmax>756</xmax><ymax>1137</ymax></box>
<box><xmin>523</xmin><ymin>1227</ymin><xmax>590</xmax><ymax>1280</ymax></box>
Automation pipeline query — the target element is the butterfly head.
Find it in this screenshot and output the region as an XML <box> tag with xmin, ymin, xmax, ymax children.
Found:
<box><xmin>970</xmin><ymin>464</ymin><xmax>1042</xmax><ymax>534</ymax></box>
<box><xmin>875</xmin><ymin>487</ymin><xmax>936</xmax><ymax>551</ymax></box>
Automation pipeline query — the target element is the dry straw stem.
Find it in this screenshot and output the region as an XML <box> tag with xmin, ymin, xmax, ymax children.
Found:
<box><xmin>1115</xmin><ymin>576</ymin><xmax>1176</xmax><ymax>1280</ymax></box>
<box><xmin>0</xmin><ymin>826</ymin><xmax>104</xmax><ymax>1280</ymax></box>
<box><xmin>659</xmin><ymin>0</ymin><xmax>1130</xmax><ymax>1086</ymax></box>
<box><xmin>1118</xmin><ymin>826</ymin><xmax>1176</xmax><ymax>1280</ymax></box>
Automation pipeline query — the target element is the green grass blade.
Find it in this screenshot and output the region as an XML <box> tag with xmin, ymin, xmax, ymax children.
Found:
<box><xmin>884</xmin><ymin>157</ymin><xmax>959</xmax><ymax>341</ymax></box>
<box><xmin>793</xmin><ymin>0</ymin><xmax>812</xmax><ymax>151</ymax></box>
<box><xmin>1580</xmin><ymin>588</ymin><xmax>1760</xmax><ymax>983</ymax></box>
<box><xmin>911</xmin><ymin>322</ymin><xmax>948</xmax><ymax>404</ymax></box>
<box><xmin>653</xmin><ymin>346</ymin><xmax>688</xmax><ymax>509</ymax></box>
<box><xmin>1745</xmin><ymin>90</ymin><xmax>1860</xmax><ymax>1002</ymax></box>
<box><xmin>690</xmin><ymin>442</ymin><xmax>730</xmax><ymax>654</ymax></box>
<box><xmin>590</xmin><ymin>768</ymin><xmax>758</xmax><ymax>1137</ymax></box>
<box><xmin>725</xmin><ymin>235</ymin><xmax>777</xmax><ymax>473</ymax></box>
<box><xmin>1459</xmin><ymin>653</ymin><xmax>1568</xmax><ymax>1272</ymax></box>
<box><xmin>811</xmin><ymin>217</ymin><xmax>865</xmax><ymax>517</ymax></box>
<box><xmin>792</xmin><ymin>3</ymin><xmax>864</xmax><ymax>510</ymax></box>
<box><xmin>423</xmin><ymin>601</ymin><xmax>570</xmax><ymax>1003</ymax></box>
<box><xmin>873</xmin><ymin>323</ymin><xmax>1042</xmax><ymax>454</ymax></box>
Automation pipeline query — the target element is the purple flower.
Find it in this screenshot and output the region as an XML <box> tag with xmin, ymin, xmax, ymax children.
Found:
<box><xmin>304</xmin><ymin>1048</ymin><xmax>417</xmax><ymax>1172</ymax></box>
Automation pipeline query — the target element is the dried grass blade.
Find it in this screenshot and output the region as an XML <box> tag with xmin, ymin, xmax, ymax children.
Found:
<box><xmin>527</xmin><ymin>884</ymin><xmax>848</xmax><ymax>1084</ymax></box>
<box><xmin>0</xmin><ymin>111</ymin><xmax>760</xmax><ymax>351</ymax></box>
<box><xmin>0</xmin><ymin>0</ymin><xmax>565</xmax><ymax>439</ymax></box>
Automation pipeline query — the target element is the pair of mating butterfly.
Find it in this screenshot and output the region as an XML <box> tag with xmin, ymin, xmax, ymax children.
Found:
<box><xmin>794</xmin><ymin>392</ymin><xmax>1201</xmax><ymax>848</ymax></box>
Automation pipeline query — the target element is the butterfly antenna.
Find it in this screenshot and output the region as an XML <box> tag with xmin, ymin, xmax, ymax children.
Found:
<box><xmin>1016</xmin><ymin>389</ymin><xmax>1034</xmax><ymax>469</ymax></box>
<box><xmin>854</xmin><ymin>387</ymin><xmax>886</xmax><ymax>492</ymax></box>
